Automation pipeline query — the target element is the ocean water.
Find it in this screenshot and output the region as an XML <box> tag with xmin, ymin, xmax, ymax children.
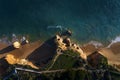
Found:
<box><xmin>0</xmin><ymin>0</ymin><xmax>120</xmax><ymax>44</ymax></box>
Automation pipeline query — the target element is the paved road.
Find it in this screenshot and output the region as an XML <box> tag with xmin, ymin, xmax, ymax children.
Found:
<box><xmin>47</xmin><ymin>54</ymin><xmax>60</xmax><ymax>70</ymax></box>
<box><xmin>15</xmin><ymin>67</ymin><xmax>85</xmax><ymax>74</ymax></box>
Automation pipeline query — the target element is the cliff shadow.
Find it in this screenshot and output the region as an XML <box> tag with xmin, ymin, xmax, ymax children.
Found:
<box><xmin>27</xmin><ymin>37</ymin><xmax>57</xmax><ymax>67</ymax></box>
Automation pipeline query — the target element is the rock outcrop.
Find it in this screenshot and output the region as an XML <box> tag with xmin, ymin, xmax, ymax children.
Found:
<box><xmin>87</xmin><ymin>51</ymin><xmax>108</xmax><ymax>69</ymax></box>
<box><xmin>0</xmin><ymin>30</ymin><xmax>86</xmax><ymax>70</ymax></box>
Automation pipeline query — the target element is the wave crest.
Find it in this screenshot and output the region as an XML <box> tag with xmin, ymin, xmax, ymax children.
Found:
<box><xmin>0</xmin><ymin>34</ymin><xmax>28</xmax><ymax>45</ymax></box>
<box><xmin>108</xmin><ymin>36</ymin><xmax>120</xmax><ymax>48</ymax></box>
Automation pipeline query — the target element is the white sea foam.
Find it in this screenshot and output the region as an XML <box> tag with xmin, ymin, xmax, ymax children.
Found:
<box><xmin>107</xmin><ymin>36</ymin><xmax>120</xmax><ymax>48</ymax></box>
<box><xmin>47</xmin><ymin>25</ymin><xmax>63</xmax><ymax>31</ymax></box>
<box><xmin>21</xmin><ymin>36</ymin><xmax>26</xmax><ymax>42</ymax></box>
<box><xmin>0</xmin><ymin>34</ymin><xmax>28</xmax><ymax>45</ymax></box>
<box><xmin>0</xmin><ymin>36</ymin><xmax>11</xmax><ymax>45</ymax></box>
<box><xmin>12</xmin><ymin>33</ymin><xmax>16</xmax><ymax>38</ymax></box>
<box><xmin>88</xmin><ymin>41</ymin><xmax>103</xmax><ymax>48</ymax></box>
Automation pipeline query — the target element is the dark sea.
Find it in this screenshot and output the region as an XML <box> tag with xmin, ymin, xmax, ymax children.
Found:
<box><xmin>0</xmin><ymin>0</ymin><xmax>120</xmax><ymax>45</ymax></box>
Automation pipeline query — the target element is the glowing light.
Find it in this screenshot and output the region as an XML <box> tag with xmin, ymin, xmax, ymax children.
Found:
<box><xmin>26</xmin><ymin>40</ymin><xmax>29</xmax><ymax>43</ymax></box>
<box><xmin>13</xmin><ymin>41</ymin><xmax>21</xmax><ymax>48</ymax></box>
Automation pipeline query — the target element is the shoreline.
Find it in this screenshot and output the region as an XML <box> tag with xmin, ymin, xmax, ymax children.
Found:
<box><xmin>0</xmin><ymin>33</ymin><xmax>120</xmax><ymax>77</ymax></box>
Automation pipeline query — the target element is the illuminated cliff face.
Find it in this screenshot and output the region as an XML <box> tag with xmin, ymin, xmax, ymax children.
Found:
<box><xmin>3</xmin><ymin>34</ymin><xmax>120</xmax><ymax>70</ymax></box>
<box><xmin>4</xmin><ymin>41</ymin><xmax>42</xmax><ymax>69</ymax></box>
<box><xmin>5</xmin><ymin>54</ymin><xmax>39</xmax><ymax>69</ymax></box>
<box><xmin>1</xmin><ymin>37</ymin><xmax>120</xmax><ymax>73</ymax></box>
<box><xmin>13</xmin><ymin>41</ymin><xmax>21</xmax><ymax>48</ymax></box>
<box><xmin>55</xmin><ymin>35</ymin><xmax>67</xmax><ymax>50</ymax></box>
<box><xmin>55</xmin><ymin>35</ymin><xmax>86</xmax><ymax>60</ymax></box>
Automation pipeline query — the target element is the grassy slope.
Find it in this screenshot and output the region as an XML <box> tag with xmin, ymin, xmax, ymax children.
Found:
<box><xmin>1</xmin><ymin>50</ymin><xmax>120</xmax><ymax>80</ymax></box>
<box><xmin>45</xmin><ymin>49</ymin><xmax>84</xmax><ymax>70</ymax></box>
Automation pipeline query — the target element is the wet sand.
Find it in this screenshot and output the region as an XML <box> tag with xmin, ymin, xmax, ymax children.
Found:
<box><xmin>5</xmin><ymin>40</ymin><xmax>42</xmax><ymax>64</ymax></box>
<box><xmin>0</xmin><ymin>43</ymin><xmax>9</xmax><ymax>59</ymax></box>
<box><xmin>0</xmin><ymin>43</ymin><xmax>8</xmax><ymax>50</ymax></box>
<box><xmin>4</xmin><ymin>37</ymin><xmax>57</xmax><ymax>68</ymax></box>
<box><xmin>7</xmin><ymin>40</ymin><xmax>42</xmax><ymax>59</ymax></box>
<box><xmin>82</xmin><ymin>42</ymin><xmax>120</xmax><ymax>70</ymax></box>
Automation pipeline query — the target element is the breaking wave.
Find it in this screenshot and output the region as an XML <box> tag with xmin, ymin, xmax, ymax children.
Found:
<box><xmin>1</xmin><ymin>33</ymin><xmax>120</xmax><ymax>48</ymax></box>
<box><xmin>87</xmin><ymin>41</ymin><xmax>103</xmax><ymax>48</ymax></box>
<box><xmin>0</xmin><ymin>34</ymin><xmax>28</xmax><ymax>45</ymax></box>
<box><xmin>107</xmin><ymin>36</ymin><xmax>120</xmax><ymax>48</ymax></box>
<box><xmin>47</xmin><ymin>25</ymin><xmax>64</xmax><ymax>31</ymax></box>
<box><xmin>82</xmin><ymin>36</ymin><xmax>120</xmax><ymax>48</ymax></box>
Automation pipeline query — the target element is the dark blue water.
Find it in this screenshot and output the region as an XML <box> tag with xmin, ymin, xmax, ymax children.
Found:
<box><xmin>0</xmin><ymin>0</ymin><xmax>120</xmax><ymax>43</ymax></box>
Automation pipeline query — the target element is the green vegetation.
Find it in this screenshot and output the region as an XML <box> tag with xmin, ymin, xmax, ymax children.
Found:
<box><xmin>110</xmin><ymin>72</ymin><xmax>120</xmax><ymax>80</ymax></box>
<box><xmin>1</xmin><ymin>50</ymin><xmax>120</xmax><ymax>80</ymax></box>
<box><xmin>50</xmin><ymin>54</ymin><xmax>77</xmax><ymax>69</ymax></box>
<box><xmin>63</xmin><ymin>49</ymin><xmax>80</xmax><ymax>57</ymax></box>
<box><xmin>40</xmin><ymin>69</ymin><xmax>90</xmax><ymax>80</ymax></box>
<box><xmin>45</xmin><ymin>49</ymin><xmax>84</xmax><ymax>70</ymax></box>
<box><xmin>97</xmin><ymin>56</ymin><xmax>108</xmax><ymax>69</ymax></box>
<box><xmin>3</xmin><ymin>69</ymin><xmax>91</xmax><ymax>80</ymax></box>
